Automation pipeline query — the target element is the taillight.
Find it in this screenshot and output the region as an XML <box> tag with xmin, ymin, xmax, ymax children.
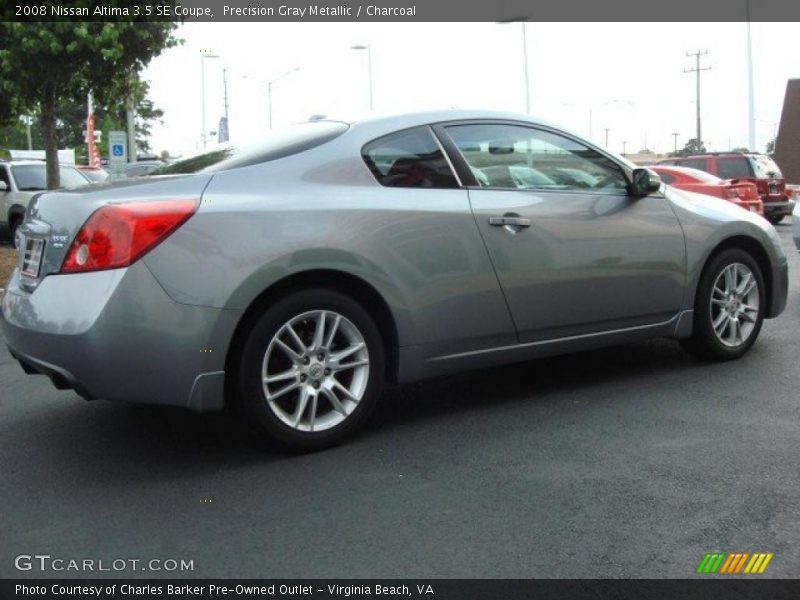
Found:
<box><xmin>60</xmin><ymin>199</ymin><xmax>199</xmax><ymax>273</ymax></box>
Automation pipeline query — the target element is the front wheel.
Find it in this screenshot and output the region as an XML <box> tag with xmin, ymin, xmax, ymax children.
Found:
<box><xmin>681</xmin><ymin>248</ymin><xmax>765</xmax><ymax>361</ymax></box>
<box><xmin>10</xmin><ymin>218</ymin><xmax>22</xmax><ymax>249</ymax></box>
<box><xmin>766</xmin><ymin>215</ymin><xmax>784</xmax><ymax>225</ymax></box>
<box><xmin>235</xmin><ymin>288</ymin><xmax>384</xmax><ymax>451</ymax></box>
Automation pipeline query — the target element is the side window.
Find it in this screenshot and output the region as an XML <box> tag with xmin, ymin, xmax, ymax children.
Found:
<box><xmin>0</xmin><ymin>166</ymin><xmax>9</xmax><ymax>188</ymax></box>
<box><xmin>445</xmin><ymin>123</ymin><xmax>628</xmax><ymax>193</ymax></box>
<box><xmin>681</xmin><ymin>158</ymin><xmax>708</xmax><ymax>172</ymax></box>
<box><xmin>362</xmin><ymin>127</ymin><xmax>458</xmax><ymax>188</ymax></box>
<box><xmin>717</xmin><ymin>157</ymin><xmax>753</xmax><ymax>179</ymax></box>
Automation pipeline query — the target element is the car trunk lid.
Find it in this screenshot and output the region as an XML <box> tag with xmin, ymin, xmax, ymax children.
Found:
<box><xmin>16</xmin><ymin>174</ymin><xmax>213</xmax><ymax>290</ymax></box>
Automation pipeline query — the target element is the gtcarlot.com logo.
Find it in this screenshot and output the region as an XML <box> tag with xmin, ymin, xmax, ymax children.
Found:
<box><xmin>696</xmin><ymin>552</ymin><xmax>773</xmax><ymax>574</ymax></box>
<box><xmin>15</xmin><ymin>554</ymin><xmax>194</xmax><ymax>572</ymax></box>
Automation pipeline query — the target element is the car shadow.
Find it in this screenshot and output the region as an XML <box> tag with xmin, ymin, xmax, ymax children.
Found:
<box><xmin>9</xmin><ymin>336</ymin><xmax>714</xmax><ymax>484</ymax></box>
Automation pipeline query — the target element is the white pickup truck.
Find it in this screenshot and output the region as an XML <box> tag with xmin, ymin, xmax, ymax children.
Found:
<box><xmin>0</xmin><ymin>160</ymin><xmax>91</xmax><ymax>247</ymax></box>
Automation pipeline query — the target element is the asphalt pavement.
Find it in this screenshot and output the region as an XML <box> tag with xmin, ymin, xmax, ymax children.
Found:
<box><xmin>1</xmin><ymin>224</ymin><xmax>799</xmax><ymax>579</ymax></box>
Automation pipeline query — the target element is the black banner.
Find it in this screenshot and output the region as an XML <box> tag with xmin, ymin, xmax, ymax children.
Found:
<box><xmin>4</xmin><ymin>580</ymin><xmax>800</xmax><ymax>600</ymax></box>
<box><xmin>3</xmin><ymin>0</ymin><xmax>800</xmax><ymax>22</ymax></box>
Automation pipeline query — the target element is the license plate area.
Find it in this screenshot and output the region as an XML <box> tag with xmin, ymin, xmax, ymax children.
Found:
<box><xmin>21</xmin><ymin>238</ymin><xmax>45</xmax><ymax>278</ymax></box>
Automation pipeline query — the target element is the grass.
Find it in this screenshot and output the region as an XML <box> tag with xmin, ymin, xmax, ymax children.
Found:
<box><xmin>0</xmin><ymin>244</ymin><xmax>17</xmax><ymax>289</ymax></box>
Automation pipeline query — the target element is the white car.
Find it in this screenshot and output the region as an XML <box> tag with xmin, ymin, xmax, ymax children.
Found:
<box><xmin>0</xmin><ymin>160</ymin><xmax>91</xmax><ymax>247</ymax></box>
<box><xmin>793</xmin><ymin>200</ymin><xmax>800</xmax><ymax>251</ymax></box>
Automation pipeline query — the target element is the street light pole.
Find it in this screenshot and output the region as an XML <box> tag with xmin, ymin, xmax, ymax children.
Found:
<box><xmin>604</xmin><ymin>128</ymin><xmax>610</xmax><ymax>147</ymax></box>
<box><xmin>745</xmin><ymin>0</ymin><xmax>756</xmax><ymax>151</ymax></box>
<box><xmin>520</xmin><ymin>23</ymin><xmax>531</xmax><ymax>114</ymax></box>
<box><xmin>351</xmin><ymin>44</ymin><xmax>373</xmax><ymax>111</ymax></box>
<box><xmin>672</xmin><ymin>132</ymin><xmax>679</xmax><ymax>153</ymax></box>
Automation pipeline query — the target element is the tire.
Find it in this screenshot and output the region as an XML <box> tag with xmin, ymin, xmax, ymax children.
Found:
<box><xmin>681</xmin><ymin>248</ymin><xmax>765</xmax><ymax>361</ymax></box>
<box><xmin>766</xmin><ymin>215</ymin><xmax>784</xmax><ymax>225</ymax></box>
<box><xmin>10</xmin><ymin>217</ymin><xmax>21</xmax><ymax>249</ymax></box>
<box><xmin>235</xmin><ymin>288</ymin><xmax>385</xmax><ymax>451</ymax></box>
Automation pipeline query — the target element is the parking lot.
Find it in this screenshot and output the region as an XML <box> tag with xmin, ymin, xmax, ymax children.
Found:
<box><xmin>0</xmin><ymin>222</ymin><xmax>798</xmax><ymax>579</ymax></box>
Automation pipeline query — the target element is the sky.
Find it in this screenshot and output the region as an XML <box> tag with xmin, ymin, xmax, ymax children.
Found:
<box><xmin>141</xmin><ymin>22</ymin><xmax>800</xmax><ymax>158</ymax></box>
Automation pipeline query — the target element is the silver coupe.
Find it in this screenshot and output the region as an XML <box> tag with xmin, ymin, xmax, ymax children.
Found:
<box><xmin>1</xmin><ymin>111</ymin><xmax>789</xmax><ymax>450</ymax></box>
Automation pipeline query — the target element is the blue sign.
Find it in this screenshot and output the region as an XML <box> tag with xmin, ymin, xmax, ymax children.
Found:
<box><xmin>112</xmin><ymin>144</ymin><xmax>124</xmax><ymax>157</ymax></box>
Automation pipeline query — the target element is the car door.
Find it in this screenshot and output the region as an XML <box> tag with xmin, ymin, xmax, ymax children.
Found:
<box><xmin>437</xmin><ymin>121</ymin><xmax>686</xmax><ymax>343</ymax></box>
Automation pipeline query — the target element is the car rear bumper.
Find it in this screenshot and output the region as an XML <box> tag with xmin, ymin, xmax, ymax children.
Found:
<box><xmin>1</xmin><ymin>262</ymin><xmax>240</xmax><ymax>412</ymax></box>
<box><xmin>763</xmin><ymin>199</ymin><xmax>795</xmax><ymax>217</ymax></box>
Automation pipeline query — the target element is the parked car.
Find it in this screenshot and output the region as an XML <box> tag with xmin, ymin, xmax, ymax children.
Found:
<box><xmin>649</xmin><ymin>165</ymin><xmax>763</xmax><ymax>215</ymax></box>
<box><xmin>793</xmin><ymin>201</ymin><xmax>800</xmax><ymax>252</ymax></box>
<box><xmin>2</xmin><ymin>111</ymin><xmax>788</xmax><ymax>450</ymax></box>
<box><xmin>657</xmin><ymin>152</ymin><xmax>794</xmax><ymax>225</ymax></box>
<box><xmin>77</xmin><ymin>166</ymin><xmax>110</xmax><ymax>183</ymax></box>
<box><xmin>122</xmin><ymin>160</ymin><xmax>164</xmax><ymax>178</ymax></box>
<box><xmin>0</xmin><ymin>160</ymin><xmax>91</xmax><ymax>247</ymax></box>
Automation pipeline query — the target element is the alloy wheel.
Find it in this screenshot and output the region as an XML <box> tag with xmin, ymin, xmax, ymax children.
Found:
<box><xmin>261</xmin><ymin>310</ymin><xmax>370</xmax><ymax>432</ymax></box>
<box><xmin>710</xmin><ymin>262</ymin><xmax>760</xmax><ymax>348</ymax></box>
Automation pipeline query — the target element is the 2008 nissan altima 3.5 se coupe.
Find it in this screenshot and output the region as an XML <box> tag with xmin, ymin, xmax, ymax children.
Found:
<box><xmin>1</xmin><ymin>111</ymin><xmax>789</xmax><ymax>450</ymax></box>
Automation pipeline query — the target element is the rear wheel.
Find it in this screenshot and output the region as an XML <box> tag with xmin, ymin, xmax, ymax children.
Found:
<box><xmin>681</xmin><ymin>248</ymin><xmax>765</xmax><ymax>361</ymax></box>
<box><xmin>235</xmin><ymin>288</ymin><xmax>384</xmax><ymax>451</ymax></box>
<box><xmin>10</xmin><ymin>217</ymin><xmax>22</xmax><ymax>249</ymax></box>
<box><xmin>766</xmin><ymin>214</ymin><xmax>784</xmax><ymax>225</ymax></box>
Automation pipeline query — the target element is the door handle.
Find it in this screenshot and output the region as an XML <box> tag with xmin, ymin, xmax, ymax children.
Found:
<box><xmin>488</xmin><ymin>216</ymin><xmax>531</xmax><ymax>228</ymax></box>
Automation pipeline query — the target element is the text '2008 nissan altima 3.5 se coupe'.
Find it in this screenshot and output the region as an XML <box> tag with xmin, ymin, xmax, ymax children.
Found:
<box><xmin>1</xmin><ymin>111</ymin><xmax>789</xmax><ymax>450</ymax></box>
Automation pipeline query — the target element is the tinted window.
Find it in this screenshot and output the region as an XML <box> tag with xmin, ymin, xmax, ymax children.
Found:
<box><xmin>11</xmin><ymin>165</ymin><xmax>88</xmax><ymax>190</ymax></box>
<box><xmin>80</xmin><ymin>169</ymin><xmax>109</xmax><ymax>183</ymax></box>
<box><xmin>0</xmin><ymin>166</ymin><xmax>9</xmax><ymax>187</ymax></box>
<box><xmin>362</xmin><ymin>127</ymin><xmax>458</xmax><ymax>188</ymax></box>
<box><xmin>446</xmin><ymin>123</ymin><xmax>627</xmax><ymax>193</ymax></box>
<box><xmin>656</xmin><ymin>171</ymin><xmax>676</xmax><ymax>184</ymax></box>
<box><xmin>717</xmin><ymin>157</ymin><xmax>753</xmax><ymax>179</ymax></box>
<box><xmin>679</xmin><ymin>158</ymin><xmax>708</xmax><ymax>172</ymax></box>
<box><xmin>749</xmin><ymin>155</ymin><xmax>782</xmax><ymax>178</ymax></box>
<box><xmin>152</xmin><ymin>121</ymin><xmax>349</xmax><ymax>175</ymax></box>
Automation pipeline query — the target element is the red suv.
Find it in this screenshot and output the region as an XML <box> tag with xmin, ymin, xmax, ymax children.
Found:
<box><xmin>657</xmin><ymin>152</ymin><xmax>794</xmax><ymax>224</ymax></box>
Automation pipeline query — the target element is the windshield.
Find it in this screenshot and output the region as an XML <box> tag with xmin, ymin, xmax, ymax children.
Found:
<box><xmin>11</xmin><ymin>165</ymin><xmax>89</xmax><ymax>190</ymax></box>
<box><xmin>749</xmin><ymin>155</ymin><xmax>783</xmax><ymax>179</ymax></box>
<box><xmin>151</xmin><ymin>121</ymin><xmax>349</xmax><ymax>175</ymax></box>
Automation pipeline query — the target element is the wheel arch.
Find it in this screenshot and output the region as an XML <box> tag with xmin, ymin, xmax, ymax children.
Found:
<box><xmin>695</xmin><ymin>235</ymin><xmax>775</xmax><ymax>315</ymax></box>
<box><xmin>224</xmin><ymin>269</ymin><xmax>401</xmax><ymax>407</ymax></box>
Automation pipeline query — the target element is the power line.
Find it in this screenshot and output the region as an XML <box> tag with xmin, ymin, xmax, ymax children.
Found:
<box><xmin>684</xmin><ymin>50</ymin><xmax>711</xmax><ymax>144</ymax></box>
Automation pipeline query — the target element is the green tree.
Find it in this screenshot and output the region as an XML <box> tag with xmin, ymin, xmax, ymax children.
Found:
<box><xmin>670</xmin><ymin>138</ymin><xmax>706</xmax><ymax>157</ymax></box>
<box><xmin>0</xmin><ymin>20</ymin><xmax>178</xmax><ymax>188</ymax></box>
<box><xmin>765</xmin><ymin>138</ymin><xmax>776</xmax><ymax>155</ymax></box>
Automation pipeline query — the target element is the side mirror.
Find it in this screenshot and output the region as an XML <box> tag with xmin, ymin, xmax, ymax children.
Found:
<box><xmin>630</xmin><ymin>168</ymin><xmax>661</xmax><ymax>196</ymax></box>
<box><xmin>0</xmin><ymin>181</ymin><xmax>7</xmax><ymax>192</ymax></box>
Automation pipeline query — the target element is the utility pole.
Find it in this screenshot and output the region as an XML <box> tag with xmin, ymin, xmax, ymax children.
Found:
<box><xmin>622</xmin><ymin>140</ymin><xmax>628</xmax><ymax>156</ymax></box>
<box><xmin>672</xmin><ymin>132</ymin><xmax>679</xmax><ymax>153</ymax></box>
<box><xmin>684</xmin><ymin>50</ymin><xmax>711</xmax><ymax>144</ymax></box>
<box><xmin>604</xmin><ymin>127</ymin><xmax>610</xmax><ymax>147</ymax></box>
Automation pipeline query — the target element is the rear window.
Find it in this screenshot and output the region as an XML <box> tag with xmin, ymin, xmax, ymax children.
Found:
<box><xmin>717</xmin><ymin>157</ymin><xmax>753</xmax><ymax>179</ymax></box>
<box><xmin>655</xmin><ymin>171</ymin><xmax>676</xmax><ymax>184</ymax></box>
<box><xmin>749</xmin><ymin>155</ymin><xmax>782</xmax><ymax>179</ymax></box>
<box><xmin>11</xmin><ymin>165</ymin><xmax>88</xmax><ymax>190</ymax></box>
<box><xmin>362</xmin><ymin>127</ymin><xmax>458</xmax><ymax>188</ymax></box>
<box><xmin>151</xmin><ymin>121</ymin><xmax>349</xmax><ymax>175</ymax></box>
<box><xmin>679</xmin><ymin>158</ymin><xmax>708</xmax><ymax>172</ymax></box>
